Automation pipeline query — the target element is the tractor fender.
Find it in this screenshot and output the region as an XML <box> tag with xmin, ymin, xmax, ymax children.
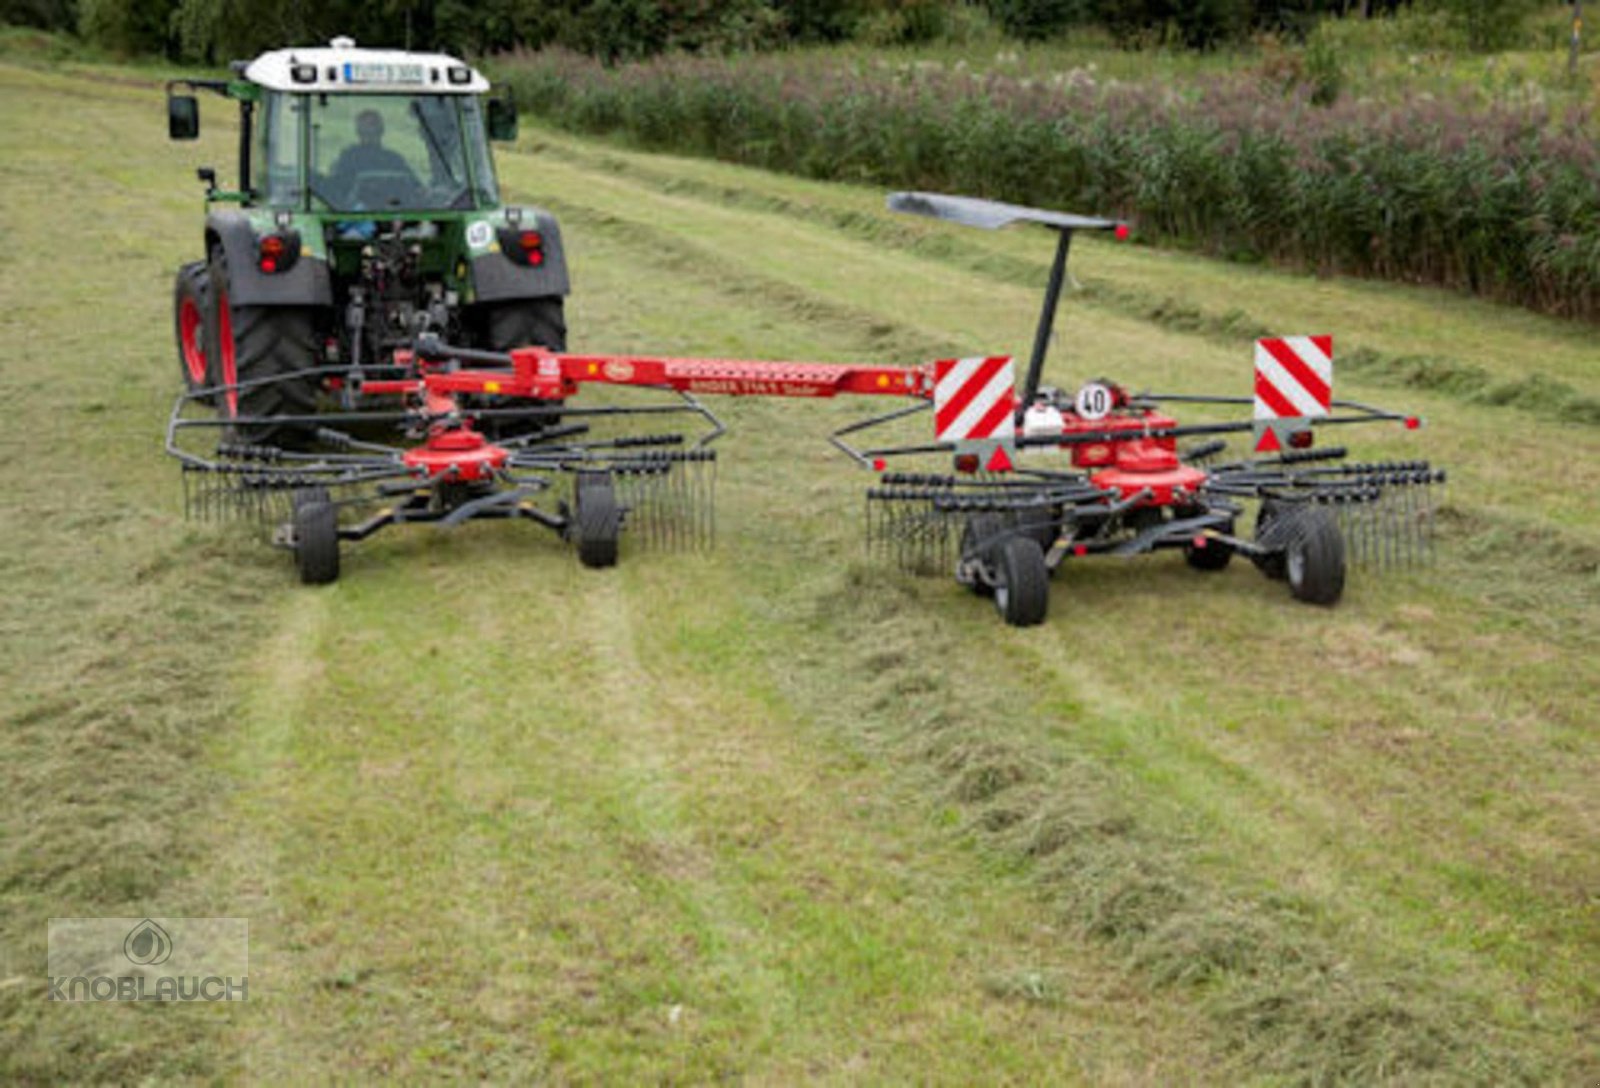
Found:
<box><xmin>470</xmin><ymin>207</ymin><xmax>571</xmax><ymax>303</ymax></box>
<box><xmin>205</xmin><ymin>211</ymin><xmax>332</xmax><ymax>308</ymax></box>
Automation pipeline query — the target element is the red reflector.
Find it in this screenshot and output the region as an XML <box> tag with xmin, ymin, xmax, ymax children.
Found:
<box><xmin>529</xmin><ymin>251</ymin><xmax>544</xmax><ymax>266</ymax></box>
<box><xmin>1405</xmin><ymin>416</ymin><xmax>1421</xmax><ymax>430</ymax></box>
<box><xmin>1073</xmin><ymin>544</ymin><xmax>1088</xmax><ymax>557</ymax></box>
<box><xmin>954</xmin><ymin>453</ymin><xmax>979</xmax><ymax>474</ymax></box>
<box><xmin>519</xmin><ymin>230</ymin><xmax>542</xmax><ymax>251</ymax></box>
<box><xmin>1288</xmin><ymin>429</ymin><xmax>1314</xmax><ymax>449</ymax></box>
<box><xmin>871</xmin><ymin>458</ymin><xmax>886</xmax><ymax>472</ymax></box>
<box><xmin>259</xmin><ymin>258</ymin><xmax>277</xmax><ymax>274</ymax></box>
<box><xmin>1114</xmin><ymin>223</ymin><xmax>1130</xmax><ymax>241</ymax></box>
<box><xmin>1192</xmin><ymin>534</ymin><xmax>1208</xmax><ymax>549</ymax></box>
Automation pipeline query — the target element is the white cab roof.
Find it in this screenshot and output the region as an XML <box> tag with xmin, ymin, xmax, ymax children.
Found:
<box><xmin>244</xmin><ymin>37</ymin><xmax>490</xmax><ymax>94</ymax></box>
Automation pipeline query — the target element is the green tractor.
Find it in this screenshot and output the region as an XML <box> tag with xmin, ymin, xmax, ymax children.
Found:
<box><xmin>167</xmin><ymin>36</ymin><xmax>567</xmax><ymax>440</ymax></box>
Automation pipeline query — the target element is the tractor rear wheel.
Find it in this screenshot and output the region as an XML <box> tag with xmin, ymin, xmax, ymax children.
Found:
<box><xmin>479</xmin><ymin>297</ymin><xmax>567</xmax><ymax>438</ymax></box>
<box><xmin>206</xmin><ymin>247</ymin><xmax>319</xmax><ymax>447</ymax></box>
<box><xmin>574</xmin><ymin>471</ymin><xmax>620</xmax><ymax>569</ymax></box>
<box><xmin>1285</xmin><ymin>507</ymin><xmax>1345</xmax><ymax>605</ymax></box>
<box><xmin>484</xmin><ymin>297</ymin><xmax>566</xmax><ymax>353</ymax></box>
<box><xmin>993</xmin><ymin>535</ymin><xmax>1049</xmax><ymax>627</ymax></box>
<box><xmin>293</xmin><ymin>500</ymin><xmax>340</xmax><ymax>586</ymax></box>
<box><xmin>173</xmin><ymin>262</ymin><xmax>213</xmax><ymax>398</ymax></box>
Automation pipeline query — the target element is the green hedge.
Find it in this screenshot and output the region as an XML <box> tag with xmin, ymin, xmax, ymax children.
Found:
<box><xmin>499</xmin><ymin>49</ymin><xmax>1600</xmax><ymax>322</ymax></box>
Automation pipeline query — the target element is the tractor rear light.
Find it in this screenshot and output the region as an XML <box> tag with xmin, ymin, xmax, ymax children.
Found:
<box><xmin>291</xmin><ymin>63</ymin><xmax>317</xmax><ymax>84</ymax></box>
<box><xmin>1288</xmin><ymin>429</ymin><xmax>1314</xmax><ymax>450</ymax></box>
<box><xmin>256</xmin><ymin>231</ymin><xmax>301</xmax><ymax>275</ymax></box>
<box><xmin>448</xmin><ymin>66</ymin><xmax>473</xmax><ymax>85</ymax></box>
<box><xmin>497</xmin><ymin>226</ymin><xmax>546</xmax><ymax>268</ymax></box>
<box><xmin>954</xmin><ymin>453</ymin><xmax>980</xmax><ymax>474</ymax></box>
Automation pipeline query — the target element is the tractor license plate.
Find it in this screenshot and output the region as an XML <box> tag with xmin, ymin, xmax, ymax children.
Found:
<box><xmin>342</xmin><ymin>62</ymin><xmax>425</xmax><ymax>85</ymax></box>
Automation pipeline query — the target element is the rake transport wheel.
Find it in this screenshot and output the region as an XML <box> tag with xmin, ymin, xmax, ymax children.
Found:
<box><xmin>1252</xmin><ymin>499</ymin><xmax>1288</xmax><ymax>580</ymax></box>
<box><xmin>959</xmin><ymin>513</ymin><xmax>1008</xmax><ymax>597</ymax></box>
<box><xmin>206</xmin><ymin>247</ymin><xmax>319</xmax><ymax>446</ymax></box>
<box><xmin>293</xmin><ymin>496</ymin><xmax>340</xmax><ymax>586</ymax></box>
<box><xmin>1285</xmin><ymin>506</ymin><xmax>1345</xmax><ymax>606</ymax></box>
<box><xmin>994</xmin><ymin>535</ymin><xmax>1049</xmax><ymax>627</ymax></box>
<box><xmin>574</xmin><ymin>470</ymin><xmax>620</xmax><ymax>569</ymax></box>
<box><xmin>173</xmin><ymin>261</ymin><xmax>213</xmax><ymax>398</ymax></box>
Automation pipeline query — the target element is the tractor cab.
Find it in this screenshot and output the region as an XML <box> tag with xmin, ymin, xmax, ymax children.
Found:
<box><xmin>167</xmin><ymin>36</ymin><xmax>517</xmax><ymax>216</ymax></box>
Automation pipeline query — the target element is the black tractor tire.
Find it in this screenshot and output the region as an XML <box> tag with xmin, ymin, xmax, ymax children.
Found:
<box><xmin>173</xmin><ymin>262</ymin><xmax>214</xmax><ymax>398</ymax></box>
<box><xmin>293</xmin><ymin>500</ymin><xmax>340</xmax><ymax>586</ymax></box>
<box><xmin>993</xmin><ymin>535</ymin><xmax>1050</xmax><ymax>627</ymax></box>
<box><xmin>206</xmin><ymin>247</ymin><xmax>320</xmax><ymax>447</ymax></box>
<box><xmin>959</xmin><ymin>513</ymin><xmax>1008</xmax><ymax>597</ymax></box>
<box><xmin>1252</xmin><ymin>499</ymin><xmax>1288</xmax><ymax>580</ymax></box>
<box><xmin>484</xmin><ymin>297</ymin><xmax>567</xmax><ymax>353</ymax></box>
<box><xmin>1285</xmin><ymin>506</ymin><xmax>1345</xmax><ymax>606</ymax></box>
<box><xmin>574</xmin><ymin>471</ymin><xmax>620</xmax><ymax>569</ymax></box>
<box><xmin>479</xmin><ymin>297</ymin><xmax>567</xmax><ymax>438</ymax></box>
<box><xmin>1184</xmin><ymin>536</ymin><xmax>1233</xmax><ymax>571</ymax></box>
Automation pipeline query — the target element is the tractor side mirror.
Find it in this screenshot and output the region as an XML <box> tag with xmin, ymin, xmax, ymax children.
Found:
<box><xmin>168</xmin><ymin>94</ymin><xmax>199</xmax><ymax>140</ymax></box>
<box><xmin>487</xmin><ymin>95</ymin><xmax>518</xmax><ymax>142</ymax></box>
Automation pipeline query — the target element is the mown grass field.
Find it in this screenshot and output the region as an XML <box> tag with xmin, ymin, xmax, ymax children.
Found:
<box><xmin>1</xmin><ymin>60</ymin><xmax>1597</xmax><ymax>1083</ymax></box>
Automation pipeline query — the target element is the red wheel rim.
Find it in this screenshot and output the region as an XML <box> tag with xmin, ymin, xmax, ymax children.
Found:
<box><xmin>178</xmin><ymin>297</ymin><xmax>207</xmax><ymax>385</ymax></box>
<box><xmin>217</xmin><ymin>289</ymin><xmax>238</xmax><ymax>418</ymax></box>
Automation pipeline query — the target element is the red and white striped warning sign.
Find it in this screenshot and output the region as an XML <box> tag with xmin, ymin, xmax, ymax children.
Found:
<box><xmin>934</xmin><ymin>356</ymin><xmax>1016</xmax><ymax>445</ymax></box>
<box><xmin>1254</xmin><ymin>336</ymin><xmax>1333</xmax><ymax>421</ymax></box>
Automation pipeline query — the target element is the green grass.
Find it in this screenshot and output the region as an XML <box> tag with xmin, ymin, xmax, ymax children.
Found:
<box><xmin>2</xmin><ymin>60</ymin><xmax>1598</xmax><ymax>1082</ymax></box>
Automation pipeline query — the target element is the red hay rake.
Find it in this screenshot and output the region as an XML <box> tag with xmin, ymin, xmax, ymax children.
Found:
<box><xmin>168</xmin><ymin>193</ymin><xmax>1441</xmax><ymax>625</ymax></box>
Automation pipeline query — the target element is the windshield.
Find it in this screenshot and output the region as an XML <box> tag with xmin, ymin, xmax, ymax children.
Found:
<box><xmin>296</xmin><ymin>93</ymin><xmax>499</xmax><ymax>213</ymax></box>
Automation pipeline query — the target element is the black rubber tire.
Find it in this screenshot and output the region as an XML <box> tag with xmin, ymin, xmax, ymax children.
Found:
<box><xmin>173</xmin><ymin>261</ymin><xmax>213</xmax><ymax>398</ymax></box>
<box><xmin>574</xmin><ymin>471</ymin><xmax>620</xmax><ymax>569</ymax></box>
<box><xmin>206</xmin><ymin>247</ymin><xmax>320</xmax><ymax>447</ymax></box>
<box><xmin>1015</xmin><ymin>503</ymin><xmax>1062</xmax><ymax>552</ymax></box>
<box><xmin>1252</xmin><ymin>499</ymin><xmax>1288</xmax><ymax>580</ymax></box>
<box><xmin>1184</xmin><ymin>536</ymin><xmax>1233</xmax><ymax>571</ymax></box>
<box><xmin>484</xmin><ymin>297</ymin><xmax>567</xmax><ymax>353</ymax></box>
<box><xmin>993</xmin><ymin>535</ymin><xmax>1050</xmax><ymax>627</ymax></box>
<box><xmin>479</xmin><ymin>297</ymin><xmax>566</xmax><ymax>438</ymax></box>
<box><xmin>959</xmin><ymin>513</ymin><xmax>1007</xmax><ymax>597</ymax></box>
<box><xmin>1285</xmin><ymin>506</ymin><xmax>1345</xmax><ymax>606</ymax></box>
<box><xmin>294</xmin><ymin>501</ymin><xmax>340</xmax><ymax>585</ymax></box>
<box><xmin>292</xmin><ymin>485</ymin><xmax>331</xmax><ymax>511</ymax></box>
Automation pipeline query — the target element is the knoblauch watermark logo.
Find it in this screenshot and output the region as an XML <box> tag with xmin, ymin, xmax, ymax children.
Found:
<box><xmin>48</xmin><ymin>918</ymin><xmax>248</xmax><ymax>1002</ymax></box>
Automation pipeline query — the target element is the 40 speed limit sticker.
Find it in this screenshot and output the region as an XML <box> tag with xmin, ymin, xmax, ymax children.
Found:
<box><xmin>1074</xmin><ymin>381</ymin><xmax>1115</xmax><ymax>421</ymax></box>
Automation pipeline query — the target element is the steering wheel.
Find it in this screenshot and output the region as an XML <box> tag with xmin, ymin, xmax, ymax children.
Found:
<box><xmin>348</xmin><ymin>170</ymin><xmax>421</xmax><ymax>210</ymax></box>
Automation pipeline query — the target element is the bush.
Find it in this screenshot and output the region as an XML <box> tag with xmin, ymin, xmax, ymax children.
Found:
<box><xmin>78</xmin><ymin>0</ymin><xmax>180</xmax><ymax>56</ymax></box>
<box><xmin>1430</xmin><ymin>0</ymin><xmax>1536</xmax><ymax>52</ymax></box>
<box><xmin>985</xmin><ymin>0</ymin><xmax>1092</xmax><ymax>41</ymax></box>
<box><xmin>496</xmin><ymin>48</ymin><xmax>1600</xmax><ymax>321</ymax></box>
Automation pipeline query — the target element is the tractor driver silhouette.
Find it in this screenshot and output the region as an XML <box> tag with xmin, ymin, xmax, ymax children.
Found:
<box><xmin>331</xmin><ymin>109</ymin><xmax>418</xmax><ymax>207</ymax></box>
